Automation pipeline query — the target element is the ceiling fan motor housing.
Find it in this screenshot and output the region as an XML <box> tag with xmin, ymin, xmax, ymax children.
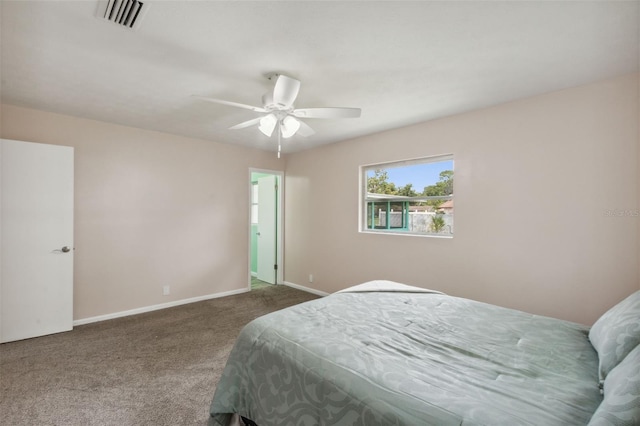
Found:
<box><xmin>261</xmin><ymin>93</ymin><xmax>288</xmax><ymax>111</ymax></box>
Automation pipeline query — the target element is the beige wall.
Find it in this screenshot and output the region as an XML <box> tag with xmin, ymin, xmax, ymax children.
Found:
<box><xmin>1</xmin><ymin>105</ymin><xmax>284</xmax><ymax>320</ymax></box>
<box><xmin>285</xmin><ymin>73</ymin><xmax>640</xmax><ymax>325</ymax></box>
<box><xmin>2</xmin><ymin>73</ymin><xmax>638</xmax><ymax>326</ymax></box>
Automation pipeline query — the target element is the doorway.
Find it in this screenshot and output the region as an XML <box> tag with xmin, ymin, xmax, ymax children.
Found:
<box><xmin>249</xmin><ymin>169</ymin><xmax>283</xmax><ymax>290</ymax></box>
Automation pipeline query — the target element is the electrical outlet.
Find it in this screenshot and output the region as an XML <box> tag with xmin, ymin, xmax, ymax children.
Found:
<box><xmin>163</xmin><ymin>285</ymin><xmax>170</xmax><ymax>296</ymax></box>
<box><xmin>309</xmin><ymin>274</ymin><xmax>313</xmax><ymax>283</ymax></box>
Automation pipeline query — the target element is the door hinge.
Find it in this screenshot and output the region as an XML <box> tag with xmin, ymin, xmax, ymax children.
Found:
<box><xmin>274</xmin><ymin>264</ymin><xmax>278</xmax><ymax>270</ymax></box>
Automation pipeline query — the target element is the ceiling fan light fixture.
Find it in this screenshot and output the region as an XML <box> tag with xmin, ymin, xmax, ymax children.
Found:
<box><xmin>258</xmin><ymin>113</ymin><xmax>277</xmax><ymax>137</ymax></box>
<box><xmin>281</xmin><ymin>115</ymin><xmax>300</xmax><ymax>138</ymax></box>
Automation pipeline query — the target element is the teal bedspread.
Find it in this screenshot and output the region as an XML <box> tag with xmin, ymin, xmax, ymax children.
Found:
<box><xmin>210</xmin><ymin>286</ymin><xmax>602</xmax><ymax>425</ymax></box>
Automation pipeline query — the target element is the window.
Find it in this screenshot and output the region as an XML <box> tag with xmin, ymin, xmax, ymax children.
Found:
<box><xmin>251</xmin><ymin>183</ymin><xmax>259</xmax><ymax>224</ymax></box>
<box><xmin>361</xmin><ymin>155</ymin><xmax>454</xmax><ymax>236</ymax></box>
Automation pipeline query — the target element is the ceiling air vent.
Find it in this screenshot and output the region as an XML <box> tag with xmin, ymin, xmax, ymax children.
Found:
<box><xmin>96</xmin><ymin>0</ymin><xmax>149</xmax><ymax>31</ymax></box>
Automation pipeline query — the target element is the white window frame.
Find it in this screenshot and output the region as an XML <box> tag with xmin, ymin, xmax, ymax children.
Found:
<box><xmin>359</xmin><ymin>154</ymin><xmax>454</xmax><ymax>237</ymax></box>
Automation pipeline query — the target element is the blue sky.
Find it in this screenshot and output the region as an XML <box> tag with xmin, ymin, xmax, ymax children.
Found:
<box><xmin>368</xmin><ymin>160</ymin><xmax>453</xmax><ymax>192</ymax></box>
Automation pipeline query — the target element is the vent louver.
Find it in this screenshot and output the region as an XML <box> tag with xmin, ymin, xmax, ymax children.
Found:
<box><xmin>97</xmin><ymin>0</ymin><xmax>149</xmax><ymax>30</ymax></box>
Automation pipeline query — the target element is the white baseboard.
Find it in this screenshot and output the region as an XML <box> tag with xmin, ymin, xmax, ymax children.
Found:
<box><xmin>73</xmin><ymin>287</ymin><xmax>250</xmax><ymax>326</ymax></box>
<box><xmin>283</xmin><ymin>281</ymin><xmax>330</xmax><ymax>297</ymax></box>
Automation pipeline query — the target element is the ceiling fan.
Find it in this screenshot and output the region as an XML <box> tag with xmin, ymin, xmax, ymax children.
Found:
<box><xmin>193</xmin><ymin>74</ymin><xmax>361</xmax><ymax>157</ymax></box>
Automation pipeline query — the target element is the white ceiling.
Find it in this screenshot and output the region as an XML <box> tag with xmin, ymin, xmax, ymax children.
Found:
<box><xmin>1</xmin><ymin>1</ymin><xmax>638</xmax><ymax>154</ymax></box>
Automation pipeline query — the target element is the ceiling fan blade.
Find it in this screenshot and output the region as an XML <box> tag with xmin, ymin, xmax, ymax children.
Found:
<box><xmin>296</xmin><ymin>120</ymin><xmax>316</xmax><ymax>137</ymax></box>
<box><xmin>292</xmin><ymin>107</ymin><xmax>361</xmax><ymax>119</ymax></box>
<box><xmin>229</xmin><ymin>117</ymin><xmax>263</xmax><ymax>130</ymax></box>
<box><xmin>192</xmin><ymin>95</ymin><xmax>267</xmax><ymax>113</ymax></box>
<box><xmin>272</xmin><ymin>75</ymin><xmax>301</xmax><ymax>108</ymax></box>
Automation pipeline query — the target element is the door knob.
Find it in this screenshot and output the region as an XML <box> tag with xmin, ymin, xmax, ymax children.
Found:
<box><xmin>61</xmin><ymin>246</ymin><xmax>71</xmax><ymax>253</ymax></box>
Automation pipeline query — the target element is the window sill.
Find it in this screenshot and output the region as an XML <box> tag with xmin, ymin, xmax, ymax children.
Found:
<box><xmin>359</xmin><ymin>230</ymin><xmax>453</xmax><ymax>239</ymax></box>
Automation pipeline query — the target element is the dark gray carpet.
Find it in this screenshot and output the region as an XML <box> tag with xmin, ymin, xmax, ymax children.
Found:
<box><xmin>0</xmin><ymin>285</ymin><xmax>318</xmax><ymax>426</ymax></box>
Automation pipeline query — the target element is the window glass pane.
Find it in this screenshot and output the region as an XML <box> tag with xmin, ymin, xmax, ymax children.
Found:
<box><xmin>251</xmin><ymin>205</ymin><xmax>258</xmax><ymax>224</ymax></box>
<box><xmin>362</xmin><ymin>156</ymin><xmax>453</xmax><ymax>236</ymax></box>
<box><xmin>252</xmin><ymin>183</ymin><xmax>259</xmax><ymax>203</ymax></box>
<box><xmin>251</xmin><ymin>183</ymin><xmax>259</xmax><ymax>224</ymax></box>
<box><xmin>388</xmin><ymin>203</ymin><xmax>405</xmax><ymax>228</ymax></box>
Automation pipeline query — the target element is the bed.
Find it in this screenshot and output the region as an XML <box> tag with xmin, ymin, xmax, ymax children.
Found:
<box><xmin>209</xmin><ymin>281</ymin><xmax>640</xmax><ymax>426</ymax></box>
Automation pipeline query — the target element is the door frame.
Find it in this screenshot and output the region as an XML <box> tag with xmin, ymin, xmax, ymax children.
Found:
<box><xmin>248</xmin><ymin>168</ymin><xmax>284</xmax><ymax>288</ymax></box>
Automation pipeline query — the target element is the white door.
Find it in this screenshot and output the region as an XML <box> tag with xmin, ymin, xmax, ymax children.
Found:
<box><xmin>257</xmin><ymin>175</ymin><xmax>277</xmax><ymax>284</ymax></box>
<box><xmin>1</xmin><ymin>139</ymin><xmax>74</xmax><ymax>343</ymax></box>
